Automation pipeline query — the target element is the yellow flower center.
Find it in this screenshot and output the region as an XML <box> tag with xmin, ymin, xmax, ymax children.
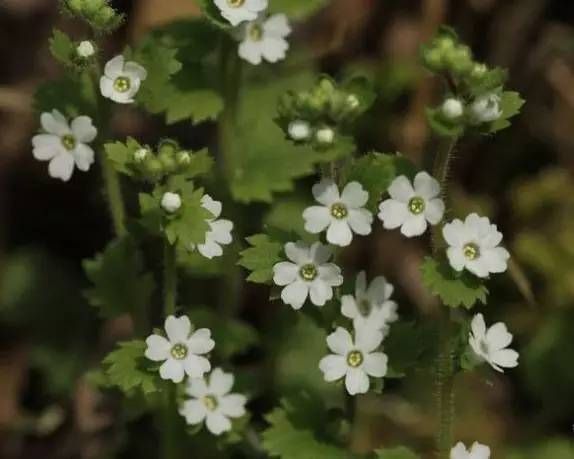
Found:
<box><xmin>248</xmin><ymin>24</ymin><xmax>263</xmax><ymax>41</ymax></box>
<box><xmin>299</xmin><ymin>263</ymin><xmax>318</xmax><ymax>281</ymax></box>
<box><xmin>61</xmin><ymin>134</ymin><xmax>76</xmax><ymax>151</ymax></box>
<box><xmin>346</xmin><ymin>350</ymin><xmax>364</xmax><ymax>368</ymax></box>
<box><xmin>330</xmin><ymin>202</ymin><xmax>348</xmax><ymax>220</ymax></box>
<box><xmin>463</xmin><ymin>243</ymin><xmax>480</xmax><ymax>261</ymax></box>
<box><xmin>170</xmin><ymin>343</ymin><xmax>188</xmax><ymax>360</ymax></box>
<box><xmin>114</xmin><ymin>76</ymin><xmax>131</xmax><ymax>93</ymax></box>
<box><xmin>408</xmin><ymin>196</ymin><xmax>425</xmax><ymax>215</ymax></box>
<box><xmin>202</xmin><ymin>394</ymin><xmax>219</xmax><ymax>412</ymax></box>
<box><xmin>227</xmin><ymin>0</ymin><xmax>245</xmax><ymax>6</ymax></box>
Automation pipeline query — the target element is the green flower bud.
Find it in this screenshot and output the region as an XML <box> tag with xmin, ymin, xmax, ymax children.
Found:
<box><xmin>159</xmin><ymin>152</ymin><xmax>177</xmax><ymax>173</ymax></box>
<box><xmin>144</xmin><ymin>158</ymin><xmax>163</xmax><ymax>178</ymax></box>
<box><xmin>176</xmin><ymin>151</ymin><xmax>192</xmax><ymax>167</ymax></box>
<box><xmin>158</xmin><ymin>139</ymin><xmax>179</xmax><ymax>158</ymax></box>
<box><xmin>423</xmin><ymin>48</ymin><xmax>443</xmax><ymax>71</ymax></box>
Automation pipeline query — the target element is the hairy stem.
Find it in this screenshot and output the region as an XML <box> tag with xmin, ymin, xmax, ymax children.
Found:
<box><xmin>161</xmin><ymin>240</ymin><xmax>179</xmax><ymax>459</ymax></box>
<box><xmin>100</xmin><ymin>155</ymin><xmax>127</xmax><ymax>237</ymax></box>
<box><xmin>431</xmin><ymin>136</ymin><xmax>458</xmax><ymax>458</ymax></box>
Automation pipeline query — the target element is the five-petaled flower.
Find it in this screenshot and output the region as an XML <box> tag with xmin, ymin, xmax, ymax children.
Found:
<box><xmin>238</xmin><ymin>14</ymin><xmax>291</xmax><ymax>65</ymax></box>
<box><xmin>341</xmin><ymin>271</ymin><xmax>398</xmax><ymax>336</ymax></box>
<box><xmin>319</xmin><ymin>325</ymin><xmax>388</xmax><ymax>395</ymax></box>
<box><xmin>214</xmin><ymin>0</ymin><xmax>268</xmax><ymax>26</ymax></box>
<box><xmin>469</xmin><ymin>92</ymin><xmax>502</xmax><ymax>124</ymax></box>
<box><xmin>100</xmin><ymin>55</ymin><xmax>147</xmax><ymax>104</ymax></box>
<box><xmin>273</xmin><ymin>241</ymin><xmax>343</xmax><ymax>309</ymax></box>
<box><xmin>378</xmin><ymin>172</ymin><xmax>445</xmax><ymax>237</ymax></box>
<box><xmin>191</xmin><ymin>195</ymin><xmax>234</xmax><ymax>259</ymax></box>
<box><xmin>32</xmin><ymin>109</ymin><xmax>97</xmax><ymax>182</ymax></box>
<box><xmin>442</xmin><ymin>213</ymin><xmax>510</xmax><ymax>278</ymax></box>
<box><xmin>180</xmin><ymin>368</ymin><xmax>247</xmax><ymax>435</ymax></box>
<box><xmin>303</xmin><ymin>180</ymin><xmax>373</xmax><ymax>247</ymax></box>
<box><xmin>469</xmin><ymin>313</ymin><xmax>519</xmax><ymax>373</ymax></box>
<box><xmin>450</xmin><ymin>441</ymin><xmax>491</xmax><ymax>459</ymax></box>
<box><xmin>145</xmin><ymin>315</ymin><xmax>215</xmax><ymax>383</ymax></box>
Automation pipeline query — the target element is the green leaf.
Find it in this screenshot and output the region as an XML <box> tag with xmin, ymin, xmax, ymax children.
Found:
<box><xmin>49</xmin><ymin>29</ymin><xmax>75</xmax><ymax>67</ymax></box>
<box><xmin>385</xmin><ymin>322</ymin><xmax>437</xmax><ymax>377</ymax></box>
<box><xmin>489</xmin><ymin>91</ymin><xmax>525</xmax><ymax>133</ymax></box>
<box><xmin>184</xmin><ymin>148</ymin><xmax>214</xmax><ymax>178</ymax></box>
<box><xmin>34</xmin><ymin>76</ymin><xmax>94</xmax><ymax>117</ymax></box>
<box><xmin>187</xmin><ymin>307</ymin><xmax>258</xmax><ymax>359</ymax></box>
<box><xmin>165</xmin><ymin>187</ymin><xmax>212</xmax><ymax>247</ymax></box>
<box><xmin>420</xmin><ymin>257</ymin><xmax>488</xmax><ymax>309</ymax></box>
<box><xmin>344</xmin><ymin>152</ymin><xmax>417</xmax><ymax>211</ymax></box>
<box><xmin>268</xmin><ymin>0</ymin><xmax>329</xmax><ymax>19</ymax></box>
<box><xmin>194</xmin><ymin>0</ymin><xmax>232</xmax><ymax>29</ymax></box>
<box><xmin>376</xmin><ymin>446</ymin><xmax>420</xmax><ymax>459</ymax></box>
<box><xmin>101</xmin><ymin>340</ymin><xmax>159</xmax><ymax>396</ymax></box>
<box><xmin>83</xmin><ymin>236</ymin><xmax>156</xmax><ymax>319</ymax></box>
<box><xmin>238</xmin><ymin>234</ymin><xmax>283</xmax><ymax>284</ymax></box>
<box><xmin>262</xmin><ymin>394</ymin><xmax>350</xmax><ymax>459</ymax></box>
<box><xmin>426</xmin><ymin>107</ymin><xmax>464</xmax><ymax>138</ymax></box>
<box><xmin>104</xmin><ymin>137</ymin><xmax>142</xmax><ymax>176</ymax></box>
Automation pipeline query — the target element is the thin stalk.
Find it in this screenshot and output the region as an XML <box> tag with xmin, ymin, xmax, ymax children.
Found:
<box><xmin>161</xmin><ymin>240</ymin><xmax>179</xmax><ymax>459</ymax></box>
<box><xmin>431</xmin><ymin>136</ymin><xmax>458</xmax><ymax>458</ymax></box>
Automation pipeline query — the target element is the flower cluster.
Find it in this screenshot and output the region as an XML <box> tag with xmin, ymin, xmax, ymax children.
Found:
<box><xmin>214</xmin><ymin>0</ymin><xmax>291</xmax><ymax>65</ymax></box>
<box><xmin>145</xmin><ymin>316</ymin><xmax>247</xmax><ymax>436</ymax></box>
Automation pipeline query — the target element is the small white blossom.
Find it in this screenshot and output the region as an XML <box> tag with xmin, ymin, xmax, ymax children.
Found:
<box><xmin>191</xmin><ymin>195</ymin><xmax>234</xmax><ymax>259</ymax></box>
<box><xmin>214</xmin><ymin>0</ymin><xmax>268</xmax><ymax>26</ymax></box>
<box><xmin>319</xmin><ymin>325</ymin><xmax>387</xmax><ymax>395</ymax></box>
<box><xmin>451</xmin><ymin>441</ymin><xmax>491</xmax><ymax>459</ymax></box>
<box><xmin>469</xmin><ymin>93</ymin><xmax>502</xmax><ymax>124</ymax></box>
<box><xmin>288</xmin><ymin>120</ymin><xmax>311</xmax><ymax>141</ymax></box>
<box><xmin>303</xmin><ymin>180</ymin><xmax>373</xmax><ymax>247</ymax></box>
<box><xmin>443</xmin><ymin>213</ymin><xmax>510</xmax><ymax>278</ymax></box>
<box><xmin>469</xmin><ymin>313</ymin><xmax>518</xmax><ymax>373</ymax></box>
<box><xmin>100</xmin><ymin>55</ymin><xmax>147</xmax><ymax>104</ymax></box>
<box><xmin>133</xmin><ymin>147</ymin><xmax>149</xmax><ymax>162</ymax></box>
<box><xmin>273</xmin><ymin>241</ymin><xmax>343</xmax><ymax>309</ymax></box>
<box><xmin>315</xmin><ymin>127</ymin><xmax>335</xmax><ymax>145</ymax></box>
<box><xmin>346</xmin><ymin>94</ymin><xmax>360</xmax><ymax>110</ymax></box>
<box><xmin>341</xmin><ymin>271</ymin><xmax>398</xmax><ymax>335</ymax></box>
<box><xmin>442</xmin><ymin>98</ymin><xmax>464</xmax><ymax>119</ymax></box>
<box><xmin>145</xmin><ymin>315</ymin><xmax>215</xmax><ymax>383</ymax></box>
<box><xmin>180</xmin><ymin>368</ymin><xmax>247</xmax><ymax>435</ymax></box>
<box><xmin>161</xmin><ymin>192</ymin><xmax>182</xmax><ymax>213</ymax></box>
<box><xmin>239</xmin><ymin>14</ymin><xmax>291</xmax><ymax>65</ymax></box>
<box><xmin>32</xmin><ymin>109</ymin><xmax>97</xmax><ymax>181</ymax></box>
<box><xmin>378</xmin><ymin>172</ymin><xmax>445</xmax><ymax>237</ymax></box>
<box><xmin>77</xmin><ymin>40</ymin><xmax>95</xmax><ymax>58</ymax></box>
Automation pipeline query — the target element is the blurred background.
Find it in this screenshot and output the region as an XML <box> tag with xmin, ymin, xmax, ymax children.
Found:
<box><xmin>1</xmin><ymin>0</ymin><xmax>574</xmax><ymax>458</ymax></box>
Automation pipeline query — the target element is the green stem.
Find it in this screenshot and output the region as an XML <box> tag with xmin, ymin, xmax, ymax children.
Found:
<box><xmin>431</xmin><ymin>136</ymin><xmax>458</xmax><ymax>459</ymax></box>
<box><xmin>100</xmin><ymin>154</ymin><xmax>127</xmax><ymax>237</ymax></box>
<box><xmin>161</xmin><ymin>240</ymin><xmax>179</xmax><ymax>459</ymax></box>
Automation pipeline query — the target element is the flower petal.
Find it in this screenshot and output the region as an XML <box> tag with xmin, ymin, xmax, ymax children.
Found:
<box><xmin>345</xmin><ymin>368</ymin><xmax>369</xmax><ymax>395</ymax></box>
<box><xmin>187</xmin><ymin>328</ymin><xmax>215</xmax><ymax>354</ymax></box>
<box><xmin>319</xmin><ymin>354</ymin><xmax>347</xmax><ymax>381</ymax></box>
<box><xmin>159</xmin><ymin>359</ymin><xmax>185</xmax><ymax>383</ymax></box>
<box><xmin>425</xmin><ymin>198</ymin><xmax>445</xmax><ymax>225</ymax></box>
<box><xmin>442</xmin><ymin>219</ymin><xmax>466</xmax><ymax>247</ymax></box>
<box><xmin>363</xmin><ymin>352</ymin><xmax>388</xmax><ymax>377</ymax></box>
<box><xmin>341</xmin><ymin>181</ymin><xmax>369</xmax><ymax>208</ymax></box>
<box><xmin>72</xmin><ymin>144</ymin><xmax>95</xmax><ymax>171</ymax></box>
<box><xmin>201</xmin><ymin>194</ymin><xmax>222</xmax><ymax>218</ymax></box>
<box><xmin>209</xmin><ymin>219</ymin><xmax>233</xmax><ymax>244</ymax></box>
<box><xmin>197</xmin><ymin>239</ymin><xmax>223</xmax><ymax>259</ymax></box>
<box><xmin>303</xmin><ymin>206</ymin><xmax>331</xmax><ymax>233</ymax></box>
<box><xmin>347</xmin><ymin>209</ymin><xmax>373</xmax><ymax>236</ymax></box>
<box><xmin>104</xmin><ymin>55</ymin><xmax>125</xmax><ymax>79</ymax></box>
<box><xmin>284</xmin><ymin>241</ymin><xmax>310</xmax><ymax>265</ymax></box>
<box><xmin>32</xmin><ymin>134</ymin><xmax>61</xmax><ymax>160</ymax></box>
<box><xmin>312</xmin><ymin>179</ymin><xmax>340</xmax><ymax>206</ymax></box>
<box><xmin>183</xmin><ymin>354</ymin><xmax>211</xmax><ymax>378</ymax></box>
<box><xmin>186</xmin><ymin>377</ymin><xmax>209</xmax><ymax>398</ymax></box>
<box><xmin>209</xmin><ymin>368</ymin><xmax>234</xmax><ymax>396</ymax></box>
<box><xmin>469</xmin><ymin>442</ymin><xmax>491</xmax><ymax>459</ymax></box>
<box><xmin>239</xmin><ymin>40</ymin><xmax>263</xmax><ymax>65</ymax></box>
<box><xmin>481</xmin><ymin>247</ymin><xmax>510</xmax><ymax>274</ymax></box>
<box><xmin>309</xmin><ymin>280</ymin><xmax>332</xmax><ymax>306</ymax></box>
<box><xmin>165</xmin><ymin>315</ymin><xmax>191</xmax><ymax>343</ymax></box>
<box><xmin>388</xmin><ymin>175</ymin><xmax>414</xmax><ymax>202</ymax></box>
<box><xmin>413</xmin><ymin>171</ymin><xmax>440</xmax><ymax>199</ymax></box>
<box><xmin>280</xmin><ymin>280</ymin><xmax>308</xmax><ymax>309</ymax></box>
<box><xmin>145</xmin><ymin>334</ymin><xmax>171</xmax><ymax>361</ymax></box>
<box><xmin>41</xmin><ymin>110</ymin><xmax>70</xmax><ymax>136</ymax></box>
<box><xmin>341</xmin><ymin>295</ymin><xmax>358</xmax><ymax>319</ymax></box>
<box><xmin>470</xmin><ymin>314</ymin><xmax>487</xmax><ymax>340</ymax></box>
<box><xmin>180</xmin><ymin>399</ymin><xmax>207</xmax><ymax>425</ymax></box>
<box><xmin>400</xmin><ymin>214</ymin><xmax>428</xmax><ymax>237</ymax></box>
<box><xmin>450</xmin><ymin>442</ymin><xmax>470</xmax><ymax>459</ymax></box>
<box><xmin>219</xmin><ymin>394</ymin><xmax>247</xmax><ymax>418</ymax></box>
<box><xmin>490</xmin><ymin>348</ymin><xmax>519</xmax><ymax>370</ymax></box>
<box><xmin>48</xmin><ymin>152</ymin><xmax>75</xmax><ymax>181</ymax></box>
<box><xmin>273</xmin><ymin>262</ymin><xmax>299</xmax><ymax>286</ymax></box>
<box><xmin>446</xmin><ymin>247</ymin><xmax>467</xmax><ymax>272</ymax></box>
<box><xmin>71</xmin><ymin>116</ymin><xmax>97</xmax><ymax>143</ymax></box>
<box><xmin>326</xmin><ymin>220</ymin><xmax>353</xmax><ymax>246</ymax></box>
<box><xmin>326</xmin><ymin>327</ymin><xmax>353</xmax><ymax>355</ymax></box>
<box><xmin>378</xmin><ymin>200</ymin><xmax>408</xmax><ymax>229</ymax></box>
<box><xmin>485</xmin><ymin>322</ymin><xmax>513</xmax><ymax>350</ymax></box>
<box><xmin>264</xmin><ymin>13</ymin><xmax>291</xmax><ymax>37</ymax></box>
<box><xmin>318</xmin><ymin>264</ymin><xmax>343</xmax><ymax>286</ymax></box>
<box><xmin>206</xmin><ymin>412</ymin><xmax>232</xmax><ymax>435</ymax></box>
<box><xmin>355</xmin><ymin>327</ymin><xmax>383</xmax><ymax>353</ymax></box>
<box><xmin>309</xmin><ymin>242</ymin><xmax>333</xmax><ymax>264</ymax></box>
<box><xmin>124</xmin><ymin>61</ymin><xmax>147</xmax><ymax>81</ymax></box>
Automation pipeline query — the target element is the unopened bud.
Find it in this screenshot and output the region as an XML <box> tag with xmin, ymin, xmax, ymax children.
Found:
<box><xmin>76</xmin><ymin>40</ymin><xmax>95</xmax><ymax>58</ymax></box>
<box><xmin>316</xmin><ymin>127</ymin><xmax>335</xmax><ymax>145</ymax></box>
<box><xmin>441</xmin><ymin>98</ymin><xmax>464</xmax><ymax>119</ymax></box>
<box><xmin>288</xmin><ymin>120</ymin><xmax>311</xmax><ymax>141</ymax></box>
<box><xmin>161</xmin><ymin>192</ymin><xmax>182</xmax><ymax>213</ymax></box>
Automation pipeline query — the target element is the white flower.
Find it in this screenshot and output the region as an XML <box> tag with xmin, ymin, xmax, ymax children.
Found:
<box><xmin>315</xmin><ymin>127</ymin><xmax>335</xmax><ymax>145</ymax></box>
<box><xmin>303</xmin><ymin>180</ymin><xmax>373</xmax><ymax>247</ymax></box>
<box><xmin>378</xmin><ymin>172</ymin><xmax>445</xmax><ymax>237</ymax></box>
<box><xmin>180</xmin><ymin>368</ymin><xmax>247</xmax><ymax>435</ymax></box>
<box><xmin>272</xmin><ymin>241</ymin><xmax>343</xmax><ymax>309</ymax></box>
<box><xmin>443</xmin><ymin>213</ymin><xmax>510</xmax><ymax>278</ymax></box>
<box><xmin>341</xmin><ymin>271</ymin><xmax>398</xmax><ymax>335</ymax></box>
<box><xmin>238</xmin><ymin>14</ymin><xmax>291</xmax><ymax>65</ymax></box>
<box><xmin>145</xmin><ymin>315</ymin><xmax>215</xmax><ymax>383</ymax></box>
<box><xmin>319</xmin><ymin>325</ymin><xmax>387</xmax><ymax>395</ymax></box>
<box><xmin>451</xmin><ymin>441</ymin><xmax>491</xmax><ymax>459</ymax></box>
<box><xmin>214</xmin><ymin>0</ymin><xmax>267</xmax><ymax>26</ymax></box>
<box><xmin>100</xmin><ymin>55</ymin><xmax>147</xmax><ymax>104</ymax></box>
<box><xmin>469</xmin><ymin>93</ymin><xmax>502</xmax><ymax>124</ymax></box>
<box><xmin>442</xmin><ymin>98</ymin><xmax>464</xmax><ymax>119</ymax></box>
<box><xmin>32</xmin><ymin>109</ymin><xmax>97</xmax><ymax>182</ymax></box>
<box><xmin>77</xmin><ymin>40</ymin><xmax>95</xmax><ymax>58</ymax></box>
<box><xmin>288</xmin><ymin>120</ymin><xmax>311</xmax><ymax>141</ymax></box>
<box><xmin>133</xmin><ymin>147</ymin><xmax>149</xmax><ymax>162</ymax></box>
<box><xmin>161</xmin><ymin>192</ymin><xmax>182</xmax><ymax>213</ymax></box>
<box><xmin>469</xmin><ymin>313</ymin><xmax>519</xmax><ymax>373</ymax></box>
<box><xmin>191</xmin><ymin>195</ymin><xmax>234</xmax><ymax>259</ymax></box>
